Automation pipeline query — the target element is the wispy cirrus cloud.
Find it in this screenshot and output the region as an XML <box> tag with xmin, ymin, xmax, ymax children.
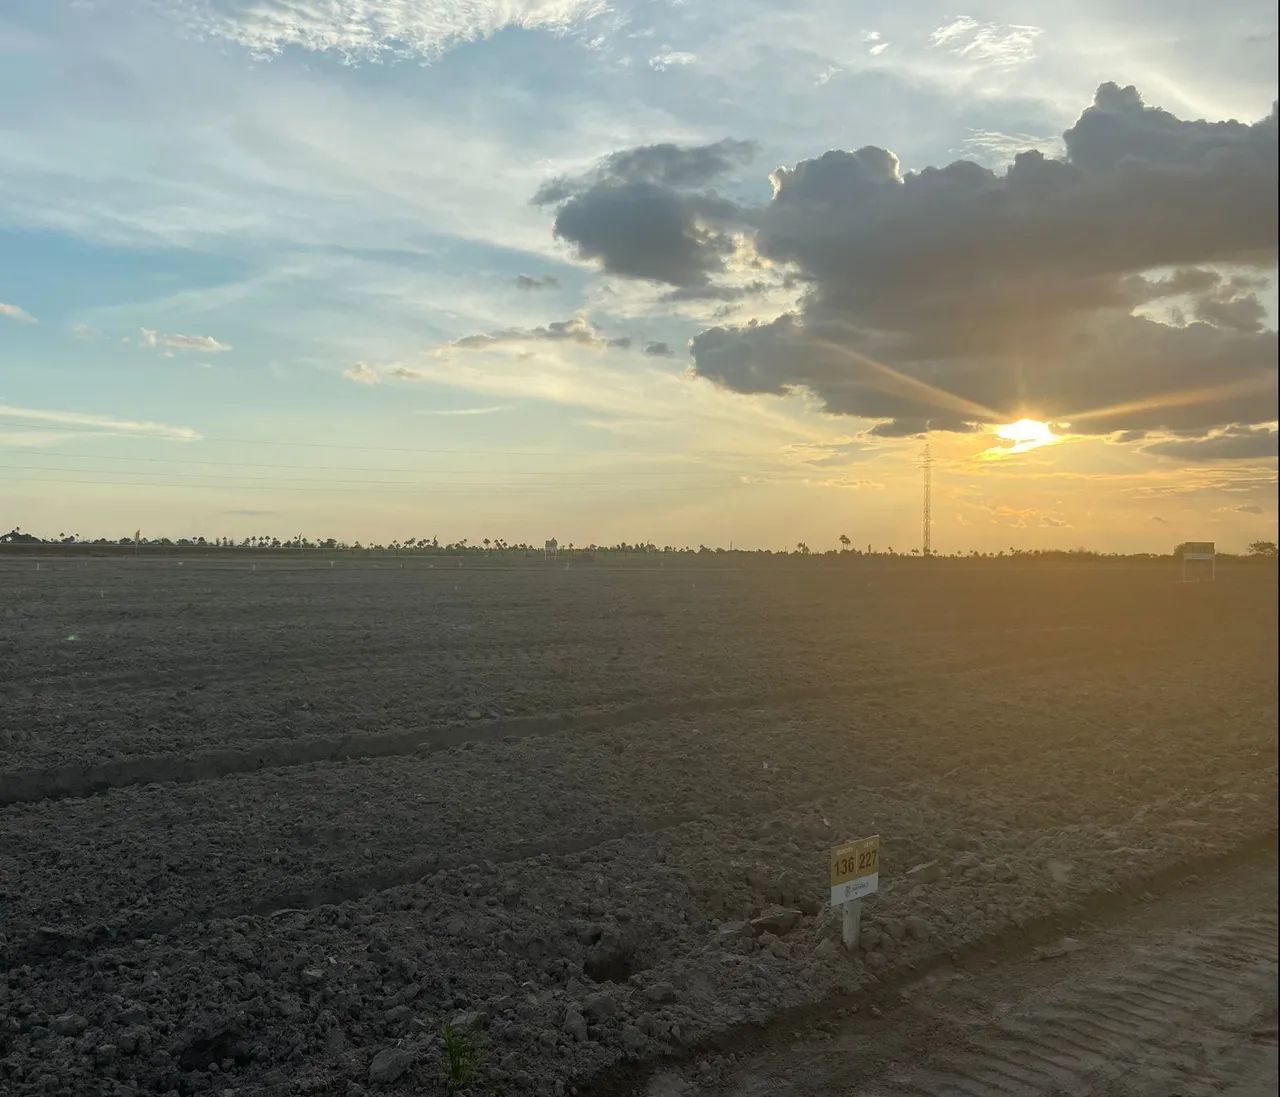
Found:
<box><xmin>649</xmin><ymin>50</ymin><xmax>697</xmax><ymax>71</ymax></box>
<box><xmin>0</xmin><ymin>301</ymin><xmax>37</xmax><ymax>324</ymax></box>
<box><xmin>0</xmin><ymin>402</ymin><xmax>199</xmax><ymax>440</ymax></box>
<box><xmin>1144</xmin><ymin>426</ymin><xmax>1279</xmax><ymax>461</ymax></box>
<box><xmin>172</xmin><ymin>0</ymin><xmax>613</xmax><ymax>62</ymax></box>
<box><xmin>140</xmin><ymin>328</ymin><xmax>232</xmax><ymax>354</ymax></box>
<box><xmin>951</xmin><ymin>130</ymin><xmax>1066</xmax><ymax>167</ymax></box>
<box><xmin>862</xmin><ymin>30</ymin><xmax>889</xmax><ymax>56</ymax></box>
<box><xmin>929</xmin><ymin>16</ymin><xmax>1044</xmax><ymax>66</ymax></box>
<box><xmin>417</xmin><ymin>405</ymin><xmax>513</xmax><ymax>416</ymax></box>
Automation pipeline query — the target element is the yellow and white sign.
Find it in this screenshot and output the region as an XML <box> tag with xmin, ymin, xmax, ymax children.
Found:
<box><xmin>830</xmin><ymin>835</ymin><xmax>880</xmax><ymax>905</ymax></box>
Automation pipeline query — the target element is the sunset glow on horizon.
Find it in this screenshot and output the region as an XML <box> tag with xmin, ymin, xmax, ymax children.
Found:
<box><xmin>0</xmin><ymin>1</ymin><xmax>1275</xmax><ymax>553</ymax></box>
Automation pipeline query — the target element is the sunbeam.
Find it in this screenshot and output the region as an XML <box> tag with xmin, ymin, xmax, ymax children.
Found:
<box><xmin>1061</xmin><ymin>375</ymin><xmax>1277</xmax><ymax>428</ymax></box>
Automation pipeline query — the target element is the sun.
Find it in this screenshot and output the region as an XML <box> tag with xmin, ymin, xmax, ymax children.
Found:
<box><xmin>996</xmin><ymin>418</ymin><xmax>1055</xmax><ymax>446</ymax></box>
<box><xmin>987</xmin><ymin>418</ymin><xmax>1060</xmax><ymax>456</ymax></box>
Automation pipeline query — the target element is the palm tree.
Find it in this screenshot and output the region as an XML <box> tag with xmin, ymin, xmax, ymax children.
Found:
<box><xmin>839</xmin><ymin>534</ymin><xmax>851</xmax><ymax>551</ymax></box>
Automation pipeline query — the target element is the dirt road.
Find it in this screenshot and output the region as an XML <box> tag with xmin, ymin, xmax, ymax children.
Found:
<box><xmin>651</xmin><ymin>855</ymin><xmax>1278</xmax><ymax>1097</ymax></box>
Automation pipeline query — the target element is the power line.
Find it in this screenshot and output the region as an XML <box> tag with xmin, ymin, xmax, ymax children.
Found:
<box><xmin>921</xmin><ymin>439</ymin><xmax>933</xmax><ymax>558</ymax></box>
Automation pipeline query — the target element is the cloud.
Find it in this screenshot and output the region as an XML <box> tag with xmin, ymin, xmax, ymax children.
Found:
<box><xmin>643</xmin><ymin>341</ymin><xmax>674</xmax><ymax>357</ymax></box>
<box><xmin>0</xmin><ymin>301</ymin><xmax>37</xmax><ymax>324</ymax></box>
<box><xmin>975</xmin><ymin>502</ymin><xmax>1070</xmax><ymax>529</ymax></box>
<box><xmin>416</xmin><ymin>405</ymin><xmax>512</xmax><ymax>416</ymax></box>
<box><xmin>533</xmin><ymin>139</ymin><xmax>757</xmax><ymax>286</ymax></box>
<box><xmin>140</xmin><ymin>328</ymin><xmax>232</xmax><ymax>353</ymax></box>
<box><xmin>866</xmin><ymin>417</ymin><xmax>979</xmax><ymax>438</ymax></box>
<box><xmin>440</xmin><ymin>315</ymin><xmax>630</xmax><ymax>352</ymax></box>
<box><xmin>513</xmin><ymin>274</ymin><xmax>560</xmax><ymax>291</ymax></box>
<box><xmin>1144</xmin><ymin>426</ymin><xmax>1279</xmax><ymax>461</ymax></box>
<box><xmin>1228</xmin><ymin>503</ymin><xmax>1265</xmax><ymax>514</ymax></box>
<box><xmin>1151</xmin><ymin>515</ymin><xmax>1168</xmax><ymax>523</ymax></box>
<box><xmin>173</xmin><ymin>0</ymin><xmax>611</xmax><ymax>63</ymax></box>
<box><xmin>952</xmin><ymin>130</ymin><xmax>1066</xmax><ymax>167</ymax></box>
<box><xmin>785</xmin><ymin>440</ymin><xmax>874</xmax><ymax>467</ymax></box>
<box><xmin>929</xmin><ymin>16</ymin><xmax>1044</xmax><ymax>66</ymax></box>
<box><xmin>343</xmin><ymin>361</ymin><xmax>380</xmax><ymax>384</ymax></box>
<box><xmin>0</xmin><ymin>402</ymin><xmax>199</xmax><ymax>440</ymax></box>
<box><xmin>670</xmin><ymin>85</ymin><xmax>1279</xmax><ymax>437</ymax></box>
<box><xmin>535</xmin><ymin>138</ymin><xmax>757</xmax><ymax>204</ymax></box>
<box><xmin>861</xmin><ymin>32</ymin><xmax>890</xmax><ymax>57</ymax></box>
<box><xmin>649</xmin><ymin>50</ymin><xmax>697</xmax><ymax>71</ymax></box>
<box><xmin>661</xmin><ymin>279</ymin><xmax>771</xmax><ymax>304</ymax></box>
<box><xmin>1185</xmin><ymin>273</ymin><xmax>1270</xmax><ymax>332</ymax></box>
<box><xmin>805</xmin><ymin>476</ymin><xmax>884</xmax><ymax>491</ymax></box>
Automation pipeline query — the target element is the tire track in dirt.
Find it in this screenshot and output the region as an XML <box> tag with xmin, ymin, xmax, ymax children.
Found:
<box><xmin>582</xmin><ymin>837</ymin><xmax>1279</xmax><ymax>1097</ymax></box>
<box><xmin>0</xmin><ymin>639</ymin><xmax>1166</xmax><ymax>806</ymax></box>
<box><xmin>0</xmin><ymin>685</ymin><xmax>830</xmax><ymax>806</ymax></box>
<box><xmin>871</xmin><ymin>911</ymin><xmax>1278</xmax><ymax>1097</ymax></box>
<box><xmin>3</xmin><ymin>768</ymin><xmax>920</xmax><ymax>965</ymax></box>
<box><xmin>6</xmin><ymin>632</ymin><xmax>658</xmax><ymax>692</ymax></box>
<box><xmin>4</xmin><ymin>819</ymin><xmax>674</xmax><ymax>967</ymax></box>
<box><xmin>8</xmin><ymin>751</ymin><xmax>1275</xmax><ymax>978</ymax></box>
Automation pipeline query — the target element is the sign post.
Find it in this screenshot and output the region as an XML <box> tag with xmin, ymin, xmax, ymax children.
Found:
<box><xmin>830</xmin><ymin>835</ymin><xmax>880</xmax><ymax>951</ymax></box>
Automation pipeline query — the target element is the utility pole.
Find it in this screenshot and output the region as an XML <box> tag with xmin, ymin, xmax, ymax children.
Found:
<box><xmin>921</xmin><ymin>442</ymin><xmax>933</xmax><ymax>557</ymax></box>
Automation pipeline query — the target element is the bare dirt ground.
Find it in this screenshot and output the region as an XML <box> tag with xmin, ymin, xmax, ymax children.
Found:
<box><xmin>655</xmin><ymin>853</ymin><xmax>1277</xmax><ymax>1097</ymax></box>
<box><xmin>0</xmin><ymin>556</ymin><xmax>1275</xmax><ymax>1096</ymax></box>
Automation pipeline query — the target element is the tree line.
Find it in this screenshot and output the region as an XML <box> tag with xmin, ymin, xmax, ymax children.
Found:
<box><xmin>3</xmin><ymin>527</ymin><xmax>1276</xmax><ymax>560</ymax></box>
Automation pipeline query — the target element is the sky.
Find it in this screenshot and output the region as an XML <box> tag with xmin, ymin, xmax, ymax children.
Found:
<box><xmin>1</xmin><ymin>0</ymin><xmax>1277</xmax><ymax>552</ymax></box>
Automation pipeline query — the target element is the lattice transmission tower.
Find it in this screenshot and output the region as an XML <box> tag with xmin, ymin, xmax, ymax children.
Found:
<box><xmin>921</xmin><ymin>440</ymin><xmax>933</xmax><ymax>557</ymax></box>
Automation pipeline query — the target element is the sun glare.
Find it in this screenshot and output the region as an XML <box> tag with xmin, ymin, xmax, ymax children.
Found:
<box><xmin>988</xmin><ymin>418</ymin><xmax>1060</xmax><ymax>456</ymax></box>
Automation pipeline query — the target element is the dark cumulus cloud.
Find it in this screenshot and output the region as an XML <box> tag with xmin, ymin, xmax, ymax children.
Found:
<box><xmin>1144</xmin><ymin>426</ymin><xmax>1279</xmax><ymax>461</ymax></box>
<box><xmin>533</xmin><ymin>139</ymin><xmax>756</xmax><ymax>287</ymax></box>
<box><xmin>643</xmin><ymin>341</ymin><xmax>674</xmax><ymax>357</ymax></box>
<box><xmin>661</xmin><ymin>279</ymin><xmax>773</xmax><ymax>303</ymax></box>
<box><xmin>564</xmin><ymin>86</ymin><xmax>1278</xmax><ymax>439</ymax></box>
<box><xmin>513</xmin><ymin>274</ymin><xmax>559</xmax><ymax>291</ymax></box>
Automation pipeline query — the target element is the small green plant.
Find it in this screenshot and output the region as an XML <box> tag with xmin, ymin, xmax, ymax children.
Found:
<box><xmin>440</xmin><ymin>1023</ymin><xmax>480</xmax><ymax>1090</ymax></box>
